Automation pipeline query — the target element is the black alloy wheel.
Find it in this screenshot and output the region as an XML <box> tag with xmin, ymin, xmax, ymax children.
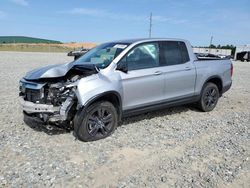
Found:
<box><xmin>198</xmin><ymin>82</ymin><xmax>219</xmax><ymax>112</ymax></box>
<box><xmin>87</xmin><ymin>107</ymin><xmax>113</xmax><ymax>137</ymax></box>
<box><xmin>74</xmin><ymin>101</ymin><xmax>118</xmax><ymax>142</ymax></box>
<box><xmin>204</xmin><ymin>88</ymin><xmax>217</xmax><ymax>108</ymax></box>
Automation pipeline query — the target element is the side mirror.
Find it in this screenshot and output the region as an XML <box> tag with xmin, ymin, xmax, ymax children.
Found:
<box><xmin>116</xmin><ymin>61</ymin><xmax>128</xmax><ymax>73</ymax></box>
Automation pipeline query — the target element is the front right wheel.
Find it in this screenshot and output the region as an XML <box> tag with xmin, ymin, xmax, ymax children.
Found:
<box><xmin>198</xmin><ymin>82</ymin><xmax>219</xmax><ymax>112</ymax></box>
<box><xmin>74</xmin><ymin>101</ymin><xmax>118</xmax><ymax>142</ymax></box>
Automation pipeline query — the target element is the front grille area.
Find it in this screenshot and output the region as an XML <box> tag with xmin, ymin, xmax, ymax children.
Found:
<box><xmin>24</xmin><ymin>89</ymin><xmax>41</xmax><ymax>103</ymax></box>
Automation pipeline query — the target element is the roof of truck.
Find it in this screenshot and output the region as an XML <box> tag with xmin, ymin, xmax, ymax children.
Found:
<box><xmin>110</xmin><ymin>38</ymin><xmax>187</xmax><ymax>44</ymax></box>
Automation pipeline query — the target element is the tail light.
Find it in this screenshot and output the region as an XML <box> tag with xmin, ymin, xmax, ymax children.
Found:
<box><xmin>230</xmin><ymin>63</ymin><xmax>233</xmax><ymax>77</ymax></box>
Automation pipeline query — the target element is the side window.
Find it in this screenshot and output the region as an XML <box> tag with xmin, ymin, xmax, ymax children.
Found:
<box><xmin>179</xmin><ymin>42</ymin><xmax>190</xmax><ymax>63</ymax></box>
<box><xmin>162</xmin><ymin>41</ymin><xmax>189</xmax><ymax>66</ymax></box>
<box><xmin>123</xmin><ymin>43</ymin><xmax>160</xmax><ymax>71</ymax></box>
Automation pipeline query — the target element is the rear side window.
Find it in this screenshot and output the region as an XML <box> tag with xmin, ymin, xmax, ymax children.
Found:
<box><xmin>179</xmin><ymin>42</ymin><xmax>190</xmax><ymax>63</ymax></box>
<box><xmin>162</xmin><ymin>41</ymin><xmax>190</xmax><ymax>66</ymax></box>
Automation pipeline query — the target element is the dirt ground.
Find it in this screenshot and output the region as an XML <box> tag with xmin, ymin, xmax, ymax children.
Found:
<box><xmin>0</xmin><ymin>52</ymin><xmax>249</xmax><ymax>187</ymax></box>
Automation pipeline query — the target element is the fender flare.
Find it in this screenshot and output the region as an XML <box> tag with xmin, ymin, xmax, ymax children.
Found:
<box><xmin>78</xmin><ymin>91</ymin><xmax>123</xmax><ymax>121</ymax></box>
<box><xmin>200</xmin><ymin>75</ymin><xmax>223</xmax><ymax>96</ymax></box>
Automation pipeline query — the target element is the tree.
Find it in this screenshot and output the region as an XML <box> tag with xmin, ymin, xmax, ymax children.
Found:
<box><xmin>206</xmin><ymin>44</ymin><xmax>236</xmax><ymax>55</ymax></box>
<box><xmin>209</xmin><ymin>44</ymin><xmax>216</xmax><ymax>48</ymax></box>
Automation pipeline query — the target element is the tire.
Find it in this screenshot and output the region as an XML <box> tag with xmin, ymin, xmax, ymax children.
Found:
<box><xmin>198</xmin><ymin>82</ymin><xmax>219</xmax><ymax>112</ymax></box>
<box><xmin>74</xmin><ymin>101</ymin><xmax>118</xmax><ymax>142</ymax></box>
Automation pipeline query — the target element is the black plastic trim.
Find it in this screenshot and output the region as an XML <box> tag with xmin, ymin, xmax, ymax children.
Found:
<box><xmin>222</xmin><ymin>82</ymin><xmax>232</xmax><ymax>94</ymax></box>
<box><xmin>122</xmin><ymin>95</ymin><xmax>200</xmax><ymax>118</ymax></box>
<box><xmin>204</xmin><ymin>75</ymin><xmax>223</xmax><ymax>86</ymax></box>
<box><xmin>202</xmin><ymin>75</ymin><xmax>223</xmax><ymax>95</ymax></box>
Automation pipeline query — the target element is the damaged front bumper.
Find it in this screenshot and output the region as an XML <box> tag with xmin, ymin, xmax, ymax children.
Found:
<box><xmin>20</xmin><ymin>97</ymin><xmax>59</xmax><ymax>114</ymax></box>
<box><xmin>20</xmin><ymin>96</ymin><xmax>75</xmax><ymax>123</ymax></box>
<box><xmin>23</xmin><ymin>111</ymin><xmax>72</xmax><ymax>132</ymax></box>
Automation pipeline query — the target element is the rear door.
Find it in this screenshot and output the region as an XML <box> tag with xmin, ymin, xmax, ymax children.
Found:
<box><xmin>160</xmin><ymin>41</ymin><xmax>196</xmax><ymax>100</ymax></box>
<box><xmin>118</xmin><ymin>42</ymin><xmax>165</xmax><ymax>110</ymax></box>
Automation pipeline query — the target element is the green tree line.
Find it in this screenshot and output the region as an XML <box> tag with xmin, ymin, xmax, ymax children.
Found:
<box><xmin>209</xmin><ymin>44</ymin><xmax>236</xmax><ymax>55</ymax></box>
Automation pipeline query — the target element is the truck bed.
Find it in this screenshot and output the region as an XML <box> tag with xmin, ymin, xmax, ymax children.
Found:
<box><xmin>193</xmin><ymin>58</ymin><xmax>232</xmax><ymax>95</ymax></box>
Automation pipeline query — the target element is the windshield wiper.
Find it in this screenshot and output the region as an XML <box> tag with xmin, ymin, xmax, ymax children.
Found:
<box><xmin>72</xmin><ymin>64</ymin><xmax>99</xmax><ymax>73</ymax></box>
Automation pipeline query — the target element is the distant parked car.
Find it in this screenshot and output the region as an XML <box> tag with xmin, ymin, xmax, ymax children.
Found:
<box><xmin>218</xmin><ymin>54</ymin><xmax>226</xmax><ymax>59</ymax></box>
<box><xmin>236</xmin><ymin>51</ymin><xmax>250</xmax><ymax>62</ymax></box>
<box><xmin>218</xmin><ymin>54</ymin><xmax>233</xmax><ymax>59</ymax></box>
<box><xmin>68</xmin><ymin>48</ymin><xmax>90</xmax><ymax>60</ymax></box>
<box><xmin>195</xmin><ymin>53</ymin><xmax>221</xmax><ymax>60</ymax></box>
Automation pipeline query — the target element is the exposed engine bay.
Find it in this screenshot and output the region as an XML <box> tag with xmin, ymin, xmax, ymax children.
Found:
<box><xmin>19</xmin><ymin>65</ymin><xmax>98</xmax><ymax>128</ymax></box>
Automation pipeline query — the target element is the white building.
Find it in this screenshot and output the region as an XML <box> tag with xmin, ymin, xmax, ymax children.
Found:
<box><xmin>193</xmin><ymin>47</ymin><xmax>232</xmax><ymax>56</ymax></box>
<box><xmin>235</xmin><ymin>44</ymin><xmax>250</xmax><ymax>59</ymax></box>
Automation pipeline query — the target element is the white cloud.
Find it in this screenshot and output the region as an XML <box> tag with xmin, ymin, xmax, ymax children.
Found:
<box><xmin>152</xmin><ymin>16</ymin><xmax>172</xmax><ymax>22</ymax></box>
<box><xmin>0</xmin><ymin>10</ymin><xmax>6</xmax><ymax>19</ymax></box>
<box><xmin>69</xmin><ymin>8</ymin><xmax>103</xmax><ymax>17</ymax></box>
<box><xmin>152</xmin><ymin>15</ymin><xmax>188</xmax><ymax>24</ymax></box>
<box><xmin>67</xmin><ymin>8</ymin><xmax>187</xmax><ymax>24</ymax></box>
<box><xmin>68</xmin><ymin>8</ymin><xmax>146</xmax><ymax>22</ymax></box>
<box><xmin>10</xmin><ymin>0</ymin><xmax>29</xmax><ymax>6</ymax></box>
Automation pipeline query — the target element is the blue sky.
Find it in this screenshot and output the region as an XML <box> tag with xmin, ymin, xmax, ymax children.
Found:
<box><xmin>0</xmin><ymin>0</ymin><xmax>249</xmax><ymax>46</ymax></box>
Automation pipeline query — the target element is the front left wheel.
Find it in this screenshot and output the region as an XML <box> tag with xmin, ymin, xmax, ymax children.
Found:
<box><xmin>74</xmin><ymin>101</ymin><xmax>118</xmax><ymax>142</ymax></box>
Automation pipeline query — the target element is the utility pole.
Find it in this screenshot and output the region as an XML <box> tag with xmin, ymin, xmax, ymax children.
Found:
<box><xmin>209</xmin><ymin>36</ymin><xmax>213</xmax><ymax>53</ymax></box>
<box><xmin>209</xmin><ymin>36</ymin><xmax>213</xmax><ymax>47</ymax></box>
<box><xmin>149</xmin><ymin>12</ymin><xmax>152</xmax><ymax>38</ymax></box>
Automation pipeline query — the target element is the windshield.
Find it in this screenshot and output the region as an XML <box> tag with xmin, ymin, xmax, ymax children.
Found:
<box><xmin>73</xmin><ymin>42</ymin><xmax>129</xmax><ymax>69</ymax></box>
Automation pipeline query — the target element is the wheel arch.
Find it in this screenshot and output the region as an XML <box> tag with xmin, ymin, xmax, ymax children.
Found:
<box><xmin>203</xmin><ymin>76</ymin><xmax>223</xmax><ymax>96</ymax></box>
<box><xmin>83</xmin><ymin>91</ymin><xmax>122</xmax><ymax>121</ymax></box>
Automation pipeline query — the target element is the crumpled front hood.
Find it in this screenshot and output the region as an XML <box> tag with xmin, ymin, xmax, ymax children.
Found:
<box><xmin>24</xmin><ymin>62</ymin><xmax>73</xmax><ymax>81</ymax></box>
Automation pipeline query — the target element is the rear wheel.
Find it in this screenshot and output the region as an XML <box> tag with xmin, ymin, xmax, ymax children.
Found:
<box><xmin>74</xmin><ymin>101</ymin><xmax>118</xmax><ymax>142</ymax></box>
<box><xmin>198</xmin><ymin>82</ymin><xmax>219</xmax><ymax>112</ymax></box>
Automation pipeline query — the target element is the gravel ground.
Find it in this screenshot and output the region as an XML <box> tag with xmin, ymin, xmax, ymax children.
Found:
<box><xmin>0</xmin><ymin>51</ymin><xmax>249</xmax><ymax>188</ymax></box>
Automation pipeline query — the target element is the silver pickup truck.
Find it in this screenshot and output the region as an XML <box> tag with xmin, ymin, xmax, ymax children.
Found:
<box><xmin>19</xmin><ymin>38</ymin><xmax>233</xmax><ymax>141</ymax></box>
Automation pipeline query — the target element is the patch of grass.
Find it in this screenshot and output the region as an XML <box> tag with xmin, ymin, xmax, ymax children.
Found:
<box><xmin>0</xmin><ymin>36</ymin><xmax>61</xmax><ymax>44</ymax></box>
<box><xmin>0</xmin><ymin>44</ymin><xmax>72</xmax><ymax>53</ymax></box>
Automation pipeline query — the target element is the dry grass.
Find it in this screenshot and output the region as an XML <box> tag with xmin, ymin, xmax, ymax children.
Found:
<box><xmin>58</xmin><ymin>42</ymin><xmax>97</xmax><ymax>49</ymax></box>
<box><xmin>0</xmin><ymin>42</ymin><xmax>97</xmax><ymax>52</ymax></box>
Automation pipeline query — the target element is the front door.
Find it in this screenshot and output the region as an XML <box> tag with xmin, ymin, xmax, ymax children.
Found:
<box><xmin>118</xmin><ymin>42</ymin><xmax>165</xmax><ymax>110</ymax></box>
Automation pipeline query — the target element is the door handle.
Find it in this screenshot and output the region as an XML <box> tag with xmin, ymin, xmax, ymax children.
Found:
<box><xmin>184</xmin><ymin>67</ymin><xmax>191</xmax><ymax>71</ymax></box>
<box><xmin>154</xmin><ymin>71</ymin><xmax>162</xmax><ymax>75</ymax></box>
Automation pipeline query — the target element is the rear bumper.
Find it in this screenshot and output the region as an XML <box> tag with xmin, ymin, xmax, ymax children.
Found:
<box><xmin>222</xmin><ymin>82</ymin><xmax>232</xmax><ymax>94</ymax></box>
